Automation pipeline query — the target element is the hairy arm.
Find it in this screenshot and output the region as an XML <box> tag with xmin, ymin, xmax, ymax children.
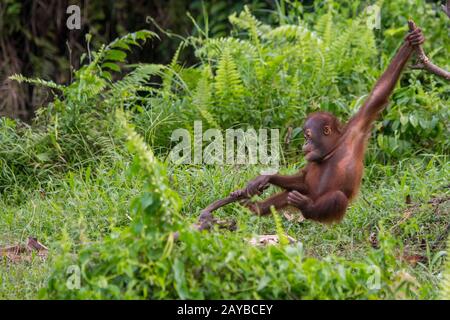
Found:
<box><xmin>230</xmin><ymin>170</ymin><xmax>307</xmax><ymax>198</ymax></box>
<box><xmin>267</xmin><ymin>170</ymin><xmax>307</xmax><ymax>191</ymax></box>
<box><xmin>350</xmin><ymin>23</ymin><xmax>424</xmax><ymax>131</ymax></box>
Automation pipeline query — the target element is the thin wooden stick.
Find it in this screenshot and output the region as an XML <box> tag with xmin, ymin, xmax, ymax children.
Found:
<box><xmin>201</xmin><ymin>193</ymin><xmax>248</xmax><ymax>215</ymax></box>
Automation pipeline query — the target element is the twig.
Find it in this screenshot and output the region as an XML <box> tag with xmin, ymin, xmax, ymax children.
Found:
<box><xmin>442</xmin><ymin>0</ymin><xmax>450</xmax><ymax>19</ymax></box>
<box><xmin>284</xmin><ymin>126</ymin><xmax>293</xmax><ymax>145</ymax></box>
<box><xmin>408</xmin><ymin>21</ymin><xmax>450</xmax><ymax>80</ymax></box>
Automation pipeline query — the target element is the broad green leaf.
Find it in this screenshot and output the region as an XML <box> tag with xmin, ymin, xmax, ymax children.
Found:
<box><xmin>101</xmin><ymin>71</ymin><xmax>112</xmax><ymax>81</ymax></box>
<box><xmin>377</xmin><ymin>134</ymin><xmax>384</xmax><ymax>148</ymax></box>
<box><xmin>419</xmin><ymin>118</ymin><xmax>429</xmax><ymax>129</ymax></box>
<box><xmin>257</xmin><ymin>276</ymin><xmax>271</xmax><ymax>291</ymax></box>
<box><xmin>112</xmin><ymin>42</ymin><xmax>131</xmax><ymax>51</ymax></box>
<box><xmin>400</xmin><ymin>114</ymin><xmax>409</xmax><ymax>126</ymax></box>
<box><xmin>409</xmin><ymin>115</ymin><xmax>418</xmax><ymax>128</ymax></box>
<box><xmin>105</xmin><ymin>49</ymin><xmax>127</xmax><ymax>62</ymax></box>
<box><xmin>173</xmin><ymin>258</ymin><xmax>189</xmax><ymax>299</ymax></box>
<box><xmin>102</xmin><ymin>62</ymin><xmax>121</xmax><ymax>72</ymax></box>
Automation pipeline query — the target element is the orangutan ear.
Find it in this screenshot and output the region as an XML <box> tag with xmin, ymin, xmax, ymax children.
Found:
<box><xmin>305</xmin><ymin>128</ymin><xmax>312</xmax><ymax>138</ymax></box>
<box><xmin>323</xmin><ymin>125</ymin><xmax>331</xmax><ymax>135</ymax></box>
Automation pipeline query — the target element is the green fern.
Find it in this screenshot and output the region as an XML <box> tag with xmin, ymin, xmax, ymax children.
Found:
<box><xmin>264</xmin><ymin>24</ymin><xmax>321</xmax><ymax>44</ymax></box>
<box><xmin>9</xmin><ymin>74</ymin><xmax>65</xmax><ymax>91</ymax></box>
<box><xmin>308</xmin><ymin>10</ymin><xmax>377</xmax><ymax>97</ymax></box>
<box><xmin>194</xmin><ymin>37</ymin><xmax>258</xmax><ymax>61</ymax></box>
<box><xmin>110</xmin><ymin>64</ymin><xmax>163</xmax><ymax>96</ymax></box>
<box><xmin>228</xmin><ymin>5</ymin><xmax>266</xmax><ymax>47</ymax></box>
<box><xmin>162</xmin><ymin>43</ymin><xmax>185</xmax><ymax>96</ymax></box>
<box><xmin>192</xmin><ymin>67</ymin><xmax>220</xmax><ymax>128</ymax></box>
<box><xmin>100</xmin><ymin>30</ymin><xmax>158</xmax><ymax>79</ymax></box>
<box><xmin>313</xmin><ymin>10</ymin><xmax>336</xmax><ymax>86</ymax></box>
<box><xmin>214</xmin><ymin>46</ymin><xmax>245</xmax><ymax>102</ymax></box>
<box><xmin>228</xmin><ymin>5</ymin><xmax>272</xmax><ymax>63</ymax></box>
<box><xmin>315</xmin><ymin>8</ymin><xmax>334</xmax><ymax>45</ymax></box>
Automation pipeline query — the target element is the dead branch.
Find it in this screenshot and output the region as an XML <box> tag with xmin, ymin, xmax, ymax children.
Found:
<box><xmin>0</xmin><ymin>237</ymin><xmax>48</xmax><ymax>263</ymax></box>
<box><xmin>408</xmin><ymin>19</ymin><xmax>450</xmax><ymax>80</ymax></box>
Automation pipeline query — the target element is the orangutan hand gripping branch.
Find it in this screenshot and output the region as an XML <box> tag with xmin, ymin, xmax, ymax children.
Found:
<box><xmin>196</xmin><ymin>22</ymin><xmax>425</xmax><ymax>230</ymax></box>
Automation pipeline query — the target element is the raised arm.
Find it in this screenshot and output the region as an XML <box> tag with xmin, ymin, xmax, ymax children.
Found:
<box><xmin>350</xmin><ymin>22</ymin><xmax>424</xmax><ymax>131</ymax></box>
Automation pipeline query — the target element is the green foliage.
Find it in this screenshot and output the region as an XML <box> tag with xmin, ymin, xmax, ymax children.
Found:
<box><xmin>101</xmin><ymin>31</ymin><xmax>158</xmax><ymax>78</ymax></box>
<box><xmin>138</xmin><ymin>0</ymin><xmax>448</xmax><ymax>159</ymax></box>
<box><xmin>42</xmin><ymin>110</ymin><xmax>183</xmax><ymax>299</ymax></box>
<box><xmin>213</xmin><ymin>46</ymin><xmax>246</xmax><ymax>123</ymax></box>
<box><xmin>1</xmin><ymin>0</ymin><xmax>449</xmax><ymax>300</ymax></box>
<box><xmin>192</xmin><ymin>67</ymin><xmax>220</xmax><ymax>128</ymax></box>
<box><xmin>0</xmin><ymin>30</ymin><xmax>157</xmax><ymax>195</ymax></box>
<box><xmin>442</xmin><ymin>237</ymin><xmax>450</xmax><ymax>300</ymax></box>
<box><xmin>42</xmin><ymin>114</ymin><xmax>435</xmax><ymax>299</ymax></box>
<box><xmin>8</xmin><ymin>75</ymin><xmax>65</xmax><ymax>91</ymax></box>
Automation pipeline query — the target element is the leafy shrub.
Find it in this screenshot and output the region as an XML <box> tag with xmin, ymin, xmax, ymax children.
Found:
<box><xmin>0</xmin><ymin>31</ymin><xmax>157</xmax><ymax>197</ymax></box>
<box><xmin>135</xmin><ymin>1</ymin><xmax>449</xmax><ymax>160</ymax></box>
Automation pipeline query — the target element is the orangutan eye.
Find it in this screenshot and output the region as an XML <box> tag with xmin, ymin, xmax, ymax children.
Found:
<box><xmin>323</xmin><ymin>125</ymin><xmax>331</xmax><ymax>135</ymax></box>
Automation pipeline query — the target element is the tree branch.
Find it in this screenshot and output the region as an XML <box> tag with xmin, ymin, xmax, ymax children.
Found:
<box><xmin>442</xmin><ymin>0</ymin><xmax>450</xmax><ymax>19</ymax></box>
<box><xmin>408</xmin><ymin>20</ymin><xmax>450</xmax><ymax>81</ymax></box>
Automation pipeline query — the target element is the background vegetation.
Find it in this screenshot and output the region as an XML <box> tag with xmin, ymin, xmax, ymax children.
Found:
<box><xmin>0</xmin><ymin>0</ymin><xmax>274</xmax><ymax>120</ymax></box>
<box><xmin>0</xmin><ymin>0</ymin><xmax>449</xmax><ymax>299</ymax></box>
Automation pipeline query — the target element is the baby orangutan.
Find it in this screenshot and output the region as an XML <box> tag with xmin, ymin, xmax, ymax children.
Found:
<box><xmin>195</xmin><ymin>21</ymin><xmax>425</xmax><ymax>231</ymax></box>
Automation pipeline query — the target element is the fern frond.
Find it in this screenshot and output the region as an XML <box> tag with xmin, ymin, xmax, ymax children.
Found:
<box><xmin>9</xmin><ymin>74</ymin><xmax>65</xmax><ymax>91</ymax></box>
<box><xmin>99</xmin><ymin>30</ymin><xmax>158</xmax><ymax>75</ymax></box>
<box><xmin>229</xmin><ymin>5</ymin><xmax>268</xmax><ymax>48</ymax></box>
<box><xmin>315</xmin><ymin>11</ymin><xmax>334</xmax><ymax>49</ymax></box>
<box><xmin>110</xmin><ymin>64</ymin><xmax>163</xmax><ymax>97</ymax></box>
<box><xmin>194</xmin><ymin>37</ymin><xmax>258</xmax><ymax>61</ymax></box>
<box><xmin>309</xmin><ymin>11</ymin><xmax>377</xmax><ymax>94</ymax></box>
<box><xmin>214</xmin><ymin>47</ymin><xmax>245</xmax><ymax>100</ymax></box>
<box><xmin>106</xmin><ymin>30</ymin><xmax>158</xmax><ymax>52</ymax></box>
<box><xmin>192</xmin><ymin>67</ymin><xmax>220</xmax><ymax>128</ymax></box>
<box><xmin>264</xmin><ymin>24</ymin><xmax>321</xmax><ymax>44</ymax></box>
<box><xmin>162</xmin><ymin>43</ymin><xmax>185</xmax><ymax>95</ymax></box>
